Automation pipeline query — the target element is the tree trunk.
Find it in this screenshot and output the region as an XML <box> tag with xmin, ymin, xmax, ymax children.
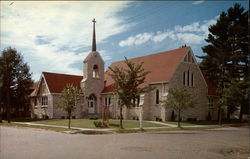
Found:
<box><xmin>120</xmin><ymin>107</ymin><xmax>123</xmax><ymax>129</ymax></box>
<box><xmin>178</xmin><ymin>109</ymin><xmax>181</xmax><ymax>128</ymax></box>
<box><xmin>6</xmin><ymin>86</ymin><xmax>10</xmax><ymax>123</ymax></box>
<box><xmin>218</xmin><ymin>108</ymin><xmax>222</xmax><ymax>125</ymax></box>
<box><xmin>239</xmin><ymin>104</ymin><xmax>243</xmax><ymax>122</ymax></box>
<box><xmin>227</xmin><ymin>106</ymin><xmax>230</xmax><ymax>122</ymax></box>
<box><xmin>68</xmin><ymin>111</ymin><xmax>71</xmax><ymax>129</ymax></box>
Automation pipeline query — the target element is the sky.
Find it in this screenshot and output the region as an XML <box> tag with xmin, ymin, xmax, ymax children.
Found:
<box><xmin>0</xmin><ymin>1</ymin><xmax>248</xmax><ymax>81</ymax></box>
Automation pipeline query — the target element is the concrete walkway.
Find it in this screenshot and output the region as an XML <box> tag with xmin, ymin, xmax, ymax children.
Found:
<box><xmin>13</xmin><ymin>122</ymin><xmax>113</xmax><ymax>131</ymax></box>
<box><xmin>146</xmin><ymin>121</ymin><xmax>177</xmax><ymax>127</ymax></box>
<box><xmin>13</xmin><ymin>121</ymin><xmax>211</xmax><ymax>132</ymax></box>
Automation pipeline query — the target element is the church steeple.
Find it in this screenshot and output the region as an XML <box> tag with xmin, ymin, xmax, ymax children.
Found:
<box><xmin>92</xmin><ymin>18</ymin><xmax>96</xmax><ymax>51</ymax></box>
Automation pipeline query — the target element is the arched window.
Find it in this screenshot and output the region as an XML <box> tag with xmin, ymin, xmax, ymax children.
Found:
<box><xmin>93</xmin><ymin>64</ymin><xmax>99</xmax><ymax>78</ymax></box>
<box><xmin>191</xmin><ymin>73</ymin><xmax>194</xmax><ymax>87</ymax></box>
<box><xmin>156</xmin><ymin>89</ymin><xmax>159</xmax><ymax>104</ymax></box>
<box><xmin>183</xmin><ymin>72</ymin><xmax>186</xmax><ymax>86</ymax></box>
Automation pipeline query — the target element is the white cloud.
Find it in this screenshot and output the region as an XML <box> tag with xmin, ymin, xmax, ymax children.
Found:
<box><xmin>119</xmin><ymin>16</ymin><xmax>217</xmax><ymax>47</ymax></box>
<box><xmin>192</xmin><ymin>1</ymin><xmax>205</xmax><ymax>5</ymax></box>
<box><xmin>1</xmin><ymin>1</ymin><xmax>132</xmax><ymax>80</ymax></box>
<box><xmin>119</xmin><ymin>32</ymin><xmax>153</xmax><ymax>47</ymax></box>
<box><xmin>176</xmin><ymin>33</ymin><xmax>204</xmax><ymax>44</ymax></box>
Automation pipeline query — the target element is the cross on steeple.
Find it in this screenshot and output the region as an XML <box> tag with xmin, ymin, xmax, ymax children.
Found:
<box><xmin>92</xmin><ymin>18</ymin><xmax>96</xmax><ymax>51</ymax></box>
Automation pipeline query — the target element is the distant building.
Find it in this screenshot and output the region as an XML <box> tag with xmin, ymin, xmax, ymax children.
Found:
<box><xmin>30</xmin><ymin>19</ymin><xmax>218</xmax><ymax>121</ymax></box>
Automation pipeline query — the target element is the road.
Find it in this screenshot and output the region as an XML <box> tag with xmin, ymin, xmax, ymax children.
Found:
<box><xmin>0</xmin><ymin>126</ymin><xmax>249</xmax><ymax>159</ymax></box>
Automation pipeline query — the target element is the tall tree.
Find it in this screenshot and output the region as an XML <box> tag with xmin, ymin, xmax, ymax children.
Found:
<box><xmin>161</xmin><ymin>87</ymin><xmax>196</xmax><ymax>128</ymax></box>
<box><xmin>56</xmin><ymin>84</ymin><xmax>81</xmax><ymax>129</ymax></box>
<box><xmin>199</xmin><ymin>4</ymin><xmax>249</xmax><ymax>121</ymax></box>
<box><xmin>108</xmin><ymin>57</ymin><xmax>152</xmax><ymax>129</ymax></box>
<box><xmin>0</xmin><ymin>47</ymin><xmax>32</xmax><ymax>123</ymax></box>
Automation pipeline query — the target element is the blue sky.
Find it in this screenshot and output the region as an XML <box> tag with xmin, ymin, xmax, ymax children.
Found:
<box><xmin>0</xmin><ymin>1</ymin><xmax>248</xmax><ymax>81</ymax></box>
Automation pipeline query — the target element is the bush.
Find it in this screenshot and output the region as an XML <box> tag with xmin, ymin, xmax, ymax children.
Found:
<box><xmin>72</xmin><ymin>116</ymin><xmax>76</xmax><ymax>119</ymax></box>
<box><xmin>93</xmin><ymin>121</ymin><xmax>109</xmax><ymax>128</ymax></box>
<box><xmin>33</xmin><ymin>114</ymin><xmax>38</xmax><ymax>119</ymax></box>
<box><xmin>42</xmin><ymin>115</ymin><xmax>49</xmax><ymax>119</ymax></box>
<box><xmin>155</xmin><ymin>117</ymin><xmax>162</xmax><ymax>121</ymax></box>
<box><xmin>89</xmin><ymin>115</ymin><xmax>98</xmax><ymax>120</ymax></box>
<box><xmin>61</xmin><ymin>116</ymin><xmax>65</xmax><ymax>119</ymax></box>
<box><xmin>187</xmin><ymin>118</ymin><xmax>197</xmax><ymax>122</ymax></box>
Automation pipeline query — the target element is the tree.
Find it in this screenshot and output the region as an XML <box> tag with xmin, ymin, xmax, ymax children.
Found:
<box><xmin>161</xmin><ymin>87</ymin><xmax>196</xmax><ymax>127</ymax></box>
<box><xmin>56</xmin><ymin>84</ymin><xmax>81</xmax><ymax>128</ymax></box>
<box><xmin>199</xmin><ymin>4</ymin><xmax>249</xmax><ymax>122</ymax></box>
<box><xmin>0</xmin><ymin>47</ymin><xmax>32</xmax><ymax>123</ymax></box>
<box><xmin>108</xmin><ymin>57</ymin><xmax>152</xmax><ymax>129</ymax></box>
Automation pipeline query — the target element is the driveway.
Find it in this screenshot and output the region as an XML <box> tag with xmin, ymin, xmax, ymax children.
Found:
<box><xmin>0</xmin><ymin>126</ymin><xmax>249</xmax><ymax>159</ymax></box>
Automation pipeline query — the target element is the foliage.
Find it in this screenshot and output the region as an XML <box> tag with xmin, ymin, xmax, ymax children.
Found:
<box><xmin>108</xmin><ymin>57</ymin><xmax>153</xmax><ymax>129</ymax></box>
<box><xmin>0</xmin><ymin>47</ymin><xmax>33</xmax><ymax>123</ymax></box>
<box><xmin>93</xmin><ymin>121</ymin><xmax>108</xmax><ymax>128</ymax></box>
<box><xmin>56</xmin><ymin>84</ymin><xmax>81</xmax><ymax>128</ymax></box>
<box><xmin>162</xmin><ymin>87</ymin><xmax>196</xmax><ymax>127</ymax></box>
<box><xmin>199</xmin><ymin>4</ymin><xmax>249</xmax><ymax>121</ymax></box>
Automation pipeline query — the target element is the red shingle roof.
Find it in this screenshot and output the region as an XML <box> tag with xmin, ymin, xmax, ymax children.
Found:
<box><xmin>103</xmin><ymin>47</ymin><xmax>189</xmax><ymax>93</ymax></box>
<box><xmin>31</xmin><ymin>47</ymin><xmax>216</xmax><ymax>96</ymax></box>
<box><xmin>43</xmin><ymin>72</ymin><xmax>83</xmax><ymax>93</ymax></box>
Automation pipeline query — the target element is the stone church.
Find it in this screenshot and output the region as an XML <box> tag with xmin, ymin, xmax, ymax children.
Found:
<box><xmin>30</xmin><ymin>19</ymin><xmax>218</xmax><ymax>121</ymax></box>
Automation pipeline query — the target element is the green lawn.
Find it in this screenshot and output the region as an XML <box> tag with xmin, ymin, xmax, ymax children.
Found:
<box><xmin>0</xmin><ymin>121</ymin><xmax>71</xmax><ymax>132</ymax></box>
<box><xmin>35</xmin><ymin>119</ymin><xmax>166</xmax><ymax>129</ymax></box>
<box><xmin>164</xmin><ymin>121</ymin><xmax>220</xmax><ymax>126</ymax></box>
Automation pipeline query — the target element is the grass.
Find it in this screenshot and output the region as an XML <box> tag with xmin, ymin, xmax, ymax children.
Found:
<box><xmin>0</xmin><ymin>121</ymin><xmax>71</xmax><ymax>132</ymax></box>
<box><xmin>164</xmin><ymin>121</ymin><xmax>223</xmax><ymax>126</ymax></box>
<box><xmin>1</xmin><ymin>118</ymin><xmax>246</xmax><ymax>134</ymax></box>
<box><xmin>34</xmin><ymin>119</ymin><xmax>165</xmax><ymax>129</ymax></box>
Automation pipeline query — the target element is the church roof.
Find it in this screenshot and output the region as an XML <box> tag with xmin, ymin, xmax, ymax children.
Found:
<box><xmin>103</xmin><ymin>47</ymin><xmax>189</xmax><ymax>93</ymax></box>
<box><xmin>30</xmin><ymin>46</ymin><xmax>216</xmax><ymax>96</ymax></box>
<box><xmin>42</xmin><ymin>72</ymin><xmax>83</xmax><ymax>93</ymax></box>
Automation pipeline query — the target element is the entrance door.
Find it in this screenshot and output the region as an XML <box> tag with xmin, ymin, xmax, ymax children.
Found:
<box><xmin>88</xmin><ymin>95</ymin><xmax>96</xmax><ymax>114</ymax></box>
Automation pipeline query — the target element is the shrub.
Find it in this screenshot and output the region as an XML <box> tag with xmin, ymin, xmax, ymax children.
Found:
<box><xmin>42</xmin><ymin>115</ymin><xmax>49</xmax><ymax>119</ymax></box>
<box><xmin>89</xmin><ymin>115</ymin><xmax>98</xmax><ymax>120</ymax></box>
<box><xmin>187</xmin><ymin>118</ymin><xmax>197</xmax><ymax>122</ymax></box>
<box><xmin>93</xmin><ymin>121</ymin><xmax>109</xmax><ymax>128</ymax></box>
<box><xmin>72</xmin><ymin>116</ymin><xmax>76</xmax><ymax>119</ymax></box>
<box><xmin>33</xmin><ymin>114</ymin><xmax>38</xmax><ymax>119</ymax></box>
<box><xmin>61</xmin><ymin>116</ymin><xmax>65</xmax><ymax>119</ymax></box>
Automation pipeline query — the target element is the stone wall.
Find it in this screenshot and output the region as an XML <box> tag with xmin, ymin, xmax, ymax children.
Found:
<box><xmin>167</xmin><ymin>60</ymin><xmax>209</xmax><ymax>120</ymax></box>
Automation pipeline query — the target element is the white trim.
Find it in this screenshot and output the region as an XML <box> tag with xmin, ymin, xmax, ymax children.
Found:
<box><xmin>149</xmin><ymin>81</ymin><xmax>168</xmax><ymax>85</ymax></box>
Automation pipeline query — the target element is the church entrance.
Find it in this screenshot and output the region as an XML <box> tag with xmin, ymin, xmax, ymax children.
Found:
<box><xmin>88</xmin><ymin>95</ymin><xmax>96</xmax><ymax>114</ymax></box>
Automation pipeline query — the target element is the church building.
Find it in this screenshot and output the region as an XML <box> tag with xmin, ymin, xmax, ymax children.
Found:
<box><xmin>30</xmin><ymin>19</ymin><xmax>218</xmax><ymax>121</ymax></box>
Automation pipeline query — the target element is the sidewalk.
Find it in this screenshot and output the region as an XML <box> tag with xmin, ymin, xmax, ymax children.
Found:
<box><xmin>13</xmin><ymin>122</ymin><xmax>113</xmax><ymax>131</ymax></box>
<box><xmin>147</xmin><ymin>121</ymin><xmax>177</xmax><ymax>127</ymax></box>
<box><xmin>13</xmin><ymin>121</ymin><xmax>211</xmax><ymax>132</ymax></box>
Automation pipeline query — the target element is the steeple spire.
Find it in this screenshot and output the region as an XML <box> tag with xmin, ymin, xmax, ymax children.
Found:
<box><xmin>92</xmin><ymin>18</ymin><xmax>96</xmax><ymax>51</ymax></box>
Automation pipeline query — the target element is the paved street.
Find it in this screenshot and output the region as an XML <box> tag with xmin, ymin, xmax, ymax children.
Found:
<box><xmin>0</xmin><ymin>126</ymin><xmax>249</xmax><ymax>159</ymax></box>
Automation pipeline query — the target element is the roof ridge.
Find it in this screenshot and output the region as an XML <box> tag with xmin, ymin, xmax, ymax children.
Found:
<box><xmin>42</xmin><ymin>71</ymin><xmax>83</xmax><ymax>77</ymax></box>
<box><xmin>111</xmin><ymin>46</ymin><xmax>189</xmax><ymax>65</ymax></box>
